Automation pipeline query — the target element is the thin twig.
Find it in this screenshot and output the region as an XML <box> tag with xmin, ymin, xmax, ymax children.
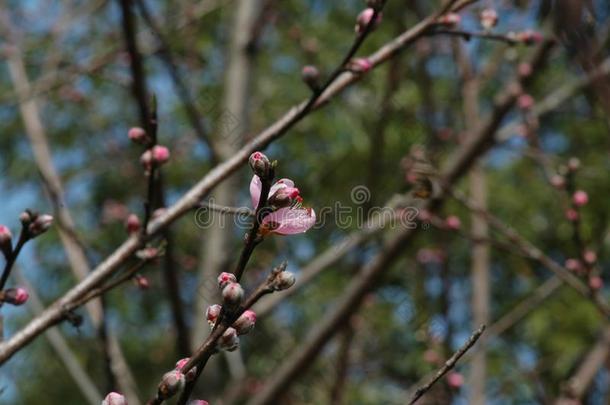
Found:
<box><xmin>408</xmin><ymin>325</ymin><xmax>486</xmax><ymax>405</ymax></box>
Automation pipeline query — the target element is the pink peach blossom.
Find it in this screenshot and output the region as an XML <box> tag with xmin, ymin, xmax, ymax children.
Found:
<box><xmin>572</xmin><ymin>190</ymin><xmax>588</xmax><ymax>207</ymax></box>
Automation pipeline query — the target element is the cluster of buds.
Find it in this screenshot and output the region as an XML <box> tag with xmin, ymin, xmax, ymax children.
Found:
<box><xmin>0</xmin><ymin>287</ymin><xmax>29</xmax><ymax>306</ymax></box>
<box><xmin>437</xmin><ymin>13</ymin><xmax>461</xmax><ymax>28</ymax></box>
<box><xmin>480</xmin><ymin>8</ymin><xmax>498</xmax><ymax>30</ymax></box>
<box><xmin>355</xmin><ymin>8</ymin><xmax>382</xmax><ymax>34</ymax></box>
<box><xmin>102</xmin><ymin>392</ymin><xmax>127</xmax><ymax>405</ymax></box>
<box><xmin>20</xmin><ymin>210</ymin><xmax>54</xmax><ymax>238</ymax></box>
<box><xmin>0</xmin><ymin>225</ymin><xmax>12</xmax><ymax>259</ymax></box>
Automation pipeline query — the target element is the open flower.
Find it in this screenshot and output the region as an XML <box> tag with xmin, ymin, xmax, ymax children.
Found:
<box><xmin>250</xmin><ymin>176</ymin><xmax>316</xmax><ymax>235</ymax></box>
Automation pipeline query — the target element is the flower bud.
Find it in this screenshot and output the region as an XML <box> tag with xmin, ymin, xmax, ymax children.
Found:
<box><xmin>349</xmin><ymin>57</ymin><xmax>373</xmax><ymax>73</ymax></box>
<box><xmin>249</xmin><ymin>151</ymin><xmax>271</xmax><ymax>179</ymax></box>
<box><xmin>584</xmin><ymin>250</ymin><xmax>597</xmax><ymax>265</ymax></box>
<box><xmin>158</xmin><ymin>370</ymin><xmax>185</xmax><ymax>400</ymax></box>
<box><xmin>102</xmin><ymin>392</ymin><xmax>127</xmax><ymax>405</ymax></box>
<box><xmin>128</xmin><ymin>127</ymin><xmax>148</xmax><ymax>144</ymax></box>
<box><xmin>446</xmin><ymin>371</ymin><xmax>464</xmax><ymax>389</ymax></box>
<box><xmin>437</xmin><ymin>13</ymin><xmax>461</xmax><ymax>28</ymax></box>
<box><xmin>152</xmin><ymin>145</ymin><xmax>171</xmax><ymax>165</ymax></box>
<box><xmin>125</xmin><ymin>214</ymin><xmax>141</xmax><ymax>235</ymax></box>
<box><xmin>445</xmin><ymin>215</ymin><xmax>461</xmax><ymax>231</ymax></box>
<box><xmin>549</xmin><ymin>174</ymin><xmax>565</xmax><ymax>189</ymax></box>
<box><xmin>222</xmin><ymin>282</ymin><xmax>244</xmax><ymax>306</ymax></box>
<box><xmin>565</xmin><ymin>208</ymin><xmax>579</xmax><ymax>222</ymax></box>
<box><xmin>28</xmin><ymin>214</ymin><xmax>53</xmax><ymax>236</ymax></box>
<box><xmin>517</xmin><ymin>94</ymin><xmax>534</xmax><ymax>110</ymax></box>
<box><xmin>355</xmin><ymin>8</ymin><xmax>382</xmax><ymax>34</ymax></box>
<box><xmin>175</xmin><ymin>358</ymin><xmax>197</xmax><ymax>381</ymax></box>
<box><xmin>136</xmin><ymin>247</ymin><xmax>159</xmax><ymax>260</ymax></box>
<box><xmin>572</xmin><ymin>190</ymin><xmax>588</xmax><ymax>207</ymax></box>
<box><xmin>233</xmin><ymin>310</ymin><xmax>257</xmax><ymax>335</ymax></box>
<box><xmin>206</xmin><ymin>305</ymin><xmax>222</xmax><ymax>328</ymax></box>
<box><xmin>480</xmin><ymin>8</ymin><xmax>498</xmax><ymax>30</ymax></box>
<box><xmin>589</xmin><ymin>276</ymin><xmax>603</xmax><ymax>291</ymax></box>
<box><xmin>567</xmin><ymin>158</ymin><xmax>581</xmax><ymax>172</ymax></box>
<box><xmin>134</xmin><ymin>274</ymin><xmax>150</xmax><ymax>290</ymax></box>
<box><xmin>217</xmin><ymin>272</ymin><xmax>237</xmax><ymax>290</ymax></box>
<box><xmin>565</xmin><ymin>258</ymin><xmax>583</xmax><ymax>274</ymax></box>
<box><xmin>0</xmin><ymin>225</ymin><xmax>12</xmax><ymax>259</ymax></box>
<box><xmin>218</xmin><ymin>327</ymin><xmax>240</xmax><ymax>351</ymax></box>
<box><xmin>301</xmin><ymin>65</ymin><xmax>320</xmax><ymax>91</ymax></box>
<box><xmin>518</xmin><ymin>62</ymin><xmax>533</xmax><ymax>78</ymax></box>
<box><xmin>517</xmin><ymin>29</ymin><xmax>543</xmax><ymax>45</ymax></box>
<box><xmin>19</xmin><ymin>210</ymin><xmax>33</xmax><ymax>226</ymax></box>
<box><xmin>274</xmin><ymin>271</ymin><xmax>296</xmax><ymax>291</ymax></box>
<box><xmin>190</xmin><ymin>401</ymin><xmax>209</xmax><ymax>405</ymax></box>
<box><xmin>1</xmin><ymin>287</ymin><xmax>29</xmax><ymax>306</ymax></box>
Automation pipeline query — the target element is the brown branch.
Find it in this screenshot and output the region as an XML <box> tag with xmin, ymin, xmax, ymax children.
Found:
<box><xmin>0</xmin><ymin>0</ymin><xmax>483</xmax><ymax>365</ymax></box>
<box><xmin>408</xmin><ymin>325</ymin><xmax>486</xmax><ymax>405</ymax></box>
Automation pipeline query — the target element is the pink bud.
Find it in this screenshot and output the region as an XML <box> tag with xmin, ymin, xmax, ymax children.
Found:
<box><xmin>517</xmin><ymin>94</ymin><xmax>534</xmax><ymax>110</ymax></box>
<box><xmin>234</xmin><ymin>310</ymin><xmax>257</xmax><ymax>335</ymax></box>
<box><xmin>437</xmin><ymin>13</ymin><xmax>461</xmax><ymax>28</ymax></box>
<box><xmin>222</xmin><ymin>282</ymin><xmax>244</xmax><ymax>306</ymax></box>
<box><xmin>418</xmin><ymin>209</ymin><xmax>432</xmax><ymax>222</ymax></box>
<box><xmin>518</xmin><ymin>63</ymin><xmax>533</xmax><ymax>78</ymax></box>
<box><xmin>565</xmin><ymin>258</ymin><xmax>583</xmax><ymax>274</ymax></box>
<box><xmin>102</xmin><ymin>392</ymin><xmax>127</xmax><ymax>405</ymax></box>
<box><xmin>175</xmin><ymin>357</ymin><xmax>197</xmax><ymax>381</ymax></box>
<box><xmin>446</xmin><ymin>371</ymin><xmax>464</xmax><ymax>388</ymax></box>
<box><xmin>0</xmin><ymin>225</ymin><xmax>12</xmax><ymax>258</ymax></box>
<box><xmin>140</xmin><ymin>149</ymin><xmax>153</xmax><ymax>173</ymax></box>
<box><xmin>568</xmin><ymin>158</ymin><xmax>581</xmax><ymax>172</ymax></box>
<box><xmin>355</xmin><ymin>8</ymin><xmax>382</xmax><ymax>34</ymax></box>
<box><xmin>480</xmin><ymin>8</ymin><xmax>498</xmax><ymax>30</ymax></box>
<box><xmin>134</xmin><ymin>274</ymin><xmax>150</xmax><ymax>290</ymax></box>
<box><xmin>565</xmin><ymin>209</ymin><xmax>579</xmax><ymax>222</ymax></box>
<box><xmin>517</xmin><ymin>29</ymin><xmax>543</xmax><ymax>45</ymax></box>
<box><xmin>584</xmin><ymin>250</ymin><xmax>597</xmax><ymax>265</ymax></box>
<box><xmin>206</xmin><ymin>304</ymin><xmax>222</xmax><ymax>325</ymax></box>
<box><xmin>589</xmin><ymin>276</ymin><xmax>603</xmax><ymax>291</ymax></box>
<box><xmin>158</xmin><ymin>370</ymin><xmax>185</xmax><ymax>400</ymax></box>
<box><xmin>152</xmin><ymin>145</ymin><xmax>170</xmax><ymax>165</ymax></box>
<box><xmin>550</xmin><ymin>175</ymin><xmax>565</xmax><ymax>189</ymax></box>
<box><xmin>350</xmin><ymin>57</ymin><xmax>373</xmax><ymax>73</ymax></box>
<box><xmin>274</xmin><ymin>271</ymin><xmax>296</xmax><ymax>291</ymax></box>
<box><xmin>2</xmin><ymin>287</ymin><xmax>29</xmax><ymax>306</ymax></box>
<box><xmin>445</xmin><ymin>215</ymin><xmax>461</xmax><ymax>231</ymax></box>
<box><xmin>128</xmin><ymin>127</ymin><xmax>148</xmax><ymax>144</ymax></box>
<box><xmin>301</xmin><ymin>65</ymin><xmax>320</xmax><ymax>90</ymax></box>
<box><xmin>125</xmin><ymin>214</ymin><xmax>141</xmax><ymax>234</ymax></box>
<box><xmin>217</xmin><ymin>272</ymin><xmax>237</xmax><ymax>289</ymax></box>
<box><xmin>423</xmin><ymin>349</ymin><xmax>441</xmax><ymax>364</ymax></box>
<box><xmin>136</xmin><ymin>247</ymin><xmax>159</xmax><ymax>260</ymax></box>
<box><xmin>249</xmin><ymin>151</ymin><xmax>271</xmax><ymax>178</ymax></box>
<box><xmin>572</xmin><ymin>190</ymin><xmax>588</xmax><ymax>207</ymax></box>
<box><xmin>28</xmin><ymin>214</ymin><xmax>53</xmax><ymax>236</ymax></box>
<box><xmin>191</xmin><ymin>401</ymin><xmax>209</xmax><ymax>405</ymax></box>
<box><xmin>218</xmin><ymin>327</ymin><xmax>240</xmax><ymax>351</ymax></box>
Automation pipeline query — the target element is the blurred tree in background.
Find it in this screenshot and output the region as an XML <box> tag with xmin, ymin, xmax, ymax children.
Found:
<box><xmin>0</xmin><ymin>0</ymin><xmax>610</xmax><ymax>404</ymax></box>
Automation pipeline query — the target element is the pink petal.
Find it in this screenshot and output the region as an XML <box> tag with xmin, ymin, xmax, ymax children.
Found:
<box><xmin>269</xmin><ymin>178</ymin><xmax>295</xmax><ymax>197</ymax></box>
<box><xmin>250</xmin><ymin>175</ymin><xmax>263</xmax><ymax>208</ymax></box>
<box><xmin>262</xmin><ymin>207</ymin><xmax>316</xmax><ymax>235</ymax></box>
